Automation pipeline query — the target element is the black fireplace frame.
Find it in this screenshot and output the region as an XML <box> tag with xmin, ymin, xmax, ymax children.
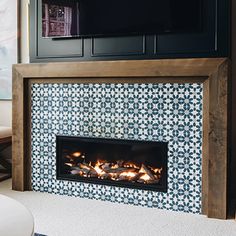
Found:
<box><xmin>56</xmin><ymin>135</ymin><xmax>168</xmax><ymax>192</ymax></box>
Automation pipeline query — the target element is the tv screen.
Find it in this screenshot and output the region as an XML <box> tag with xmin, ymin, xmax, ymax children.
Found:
<box><xmin>42</xmin><ymin>0</ymin><xmax>202</xmax><ymax>38</ymax></box>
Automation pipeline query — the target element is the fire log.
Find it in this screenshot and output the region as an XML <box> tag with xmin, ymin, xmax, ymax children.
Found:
<box><xmin>64</xmin><ymin>153</ymin><xmax>83</xmax><ymax>166</ymax></box>
<box><xmin>88</xmin><ymin>172</ymin><xmax>98</xmax><ymax>178</ymax></box>
<box><xmin>79</xmin><ymin>163</ymin><xmax>91</xmax><ymax>170</ymax></box>
<box><xmin>71</xmin><ymin>169</ymin><xmax>83</xmax><ymax>175</ymax></box>
<box><xmin>71</xmin><ymin>166</ymin><xmax>90</xmax><ymax>175</ymax></box>
<box><xmin>130</xmin><ymin>173</ymin><xmax>143</xmax><ymax>182</ymax></box>
<box><xmin>103</xmin><ymin>167</ymin><xmax>136</xmax><ymax>174</ymax></box>
<box><xmin>99</xmin><ymin>173</ymin><xmax>110</xmax><ymax>179</ymax></box>
<box><xmin>139</xmin><ymin>164</ymin><xmax>155</xmax><ymax>180</ymax></box>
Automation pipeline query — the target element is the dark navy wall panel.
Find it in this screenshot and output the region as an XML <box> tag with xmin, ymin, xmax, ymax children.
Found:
<box><xmin>91</xmin><ymin>36</ymin><xmax>146</xmax><ymax>57</ymax></box>
<box><xmin>30</xmin><ymin>0</ymin><xmax>230</xmax><ymax>62</ymax></box>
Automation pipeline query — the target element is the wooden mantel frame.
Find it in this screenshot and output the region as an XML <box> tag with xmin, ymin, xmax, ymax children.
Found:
<box><xmin>12</xmin><ymin>58</ymin><xmax>229</xmax><ymax>219</ymax></box>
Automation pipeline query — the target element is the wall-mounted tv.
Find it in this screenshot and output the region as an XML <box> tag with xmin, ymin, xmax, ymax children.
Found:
<box><xmin>42</xmin><ymin>0</ymin><xmax>202</xmax><ymax>38</ymax></box>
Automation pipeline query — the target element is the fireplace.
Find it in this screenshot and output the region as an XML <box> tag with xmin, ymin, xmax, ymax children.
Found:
<box><xmin>12</xmin><ymin>58</ymin><xmax>229</xmax><ymax>219</ymax></box>
<box><xmin>56</xmin><ymin>136</ymin><xmax>168</xmax><ymax>192</ymax></box>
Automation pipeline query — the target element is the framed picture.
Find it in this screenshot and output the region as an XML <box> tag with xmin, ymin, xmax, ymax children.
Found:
<box><xmin>0</xmin><ymin>0</ymin><xmax>20</xmax><ymax>100</ymax></box>
<box><xmin>42</xmin><ymin>0</ymin><xmax>79</xmax><ymax>38</ymax></box>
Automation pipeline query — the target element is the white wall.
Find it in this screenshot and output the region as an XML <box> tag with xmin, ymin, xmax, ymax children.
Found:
<box><xmin>0</xmin><ymin>0</ymin><xmax>29</xmax><ymax>127</ymax></box>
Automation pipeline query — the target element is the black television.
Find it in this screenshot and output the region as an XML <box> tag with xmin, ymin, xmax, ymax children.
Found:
<box><xmin>42</xmin><ymin>0</ymin><xmax>202</xmax><ymax>38</ymax></box>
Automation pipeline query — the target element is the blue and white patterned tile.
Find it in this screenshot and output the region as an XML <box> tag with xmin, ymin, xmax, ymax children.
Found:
<box><xmin>31</xmin><ymin>83</ymin><xmax>203</xmax><ymax>214</ymax></box>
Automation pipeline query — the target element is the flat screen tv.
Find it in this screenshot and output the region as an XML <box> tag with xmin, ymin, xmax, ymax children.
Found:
<box><xmin>42</xmin><ymin>0</ymin><xmax>202</xmax><ymax>38</ymax></box>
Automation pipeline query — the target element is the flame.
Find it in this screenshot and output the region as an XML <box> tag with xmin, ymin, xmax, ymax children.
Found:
<box><xmin>119</xmin><ymin>171</ymin><xmax>137</xmax><ymax>180</ymax></box>
<box><xmin>119</xmin><ymin>171</ymin><xmax>136</xmax><ymax>178</ymax></box>
<box><xmin>124</xmin><ymin>162</ymin><xmax>139</xmax><ymax>169</ymax></box>
<box><xmin>139</xmin><ymin>173</ymin><xmax>152</xmax><ymax>181</ymax></box>
<box><xmin>111</xmin><ymin>164</ymin><xmax>119</xmax><ymax>169</ymax></box>
<box><xmin>96</xmin><ymin>160</ymin><xmax>105</xmax><ymax>166</ymax></box>
<box><xmin>66</xmin><ymin>155</ymin><xmax>162</xmax><ymax>184</ymax></box>
<box><xmin>150</xmin><ymin>167</ymin><xmax>162</xmax><ymax>174</ymax></box>
<box><xmin>139</xmin><ymin>165</ymin><xmax>146</xmax><ymax>174</ymax></box>
<box><xmin>94</xmin><ymin>161</ymin><xmax>105</xmax><ymax>175</ymax></box>
<box><xmin>65</xmin><ymin>162</ymin><xmax>73</xmax><ymax>167</ymax></box>
<box><xmin>72</xmin><ymin>152</ymin><xmax>82</xmax><ymax>158</ymax></box>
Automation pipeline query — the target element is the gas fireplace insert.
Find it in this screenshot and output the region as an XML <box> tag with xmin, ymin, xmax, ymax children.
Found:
<box><xmin>56</xmin><ymin>136</ymin><xmax>168</xmax><ymax>192</ymax></box>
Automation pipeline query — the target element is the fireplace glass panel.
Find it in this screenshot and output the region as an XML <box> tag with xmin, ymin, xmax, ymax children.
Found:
<box><xmin>56</xmin><ymin>136</ymin><xmax>168</xmax><ymax>192</ymax></box>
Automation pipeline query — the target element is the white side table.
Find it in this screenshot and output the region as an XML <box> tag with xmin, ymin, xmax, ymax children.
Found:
<box><xmin>0</xmin><ymin>194</ymin><xmax>34</xmax><ymax>236</ymax></box>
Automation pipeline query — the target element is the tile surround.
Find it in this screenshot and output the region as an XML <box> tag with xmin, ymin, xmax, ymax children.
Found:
<box><xmin>31</xmin><ymin>83</ymin><xmax>203</xmax><ymax>213</ymax></box>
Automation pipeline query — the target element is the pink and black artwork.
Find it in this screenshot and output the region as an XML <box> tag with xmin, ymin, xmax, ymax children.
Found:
<box><xmin>42</xmin><ymin>0</ymin><xmax>79</xmax><ymax>38</ymax></box>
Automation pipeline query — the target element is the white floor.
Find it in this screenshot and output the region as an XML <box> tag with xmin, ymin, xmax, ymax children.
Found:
<box><xmin>0</xmin><ymin>179</ymin><xmax>236</xmax><ymax>236</ymax></box>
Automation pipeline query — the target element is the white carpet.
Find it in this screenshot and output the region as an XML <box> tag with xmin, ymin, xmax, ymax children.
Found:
<box><xmin>0</xmin><ymin>179</ymin><xmax>235</xmax><ymax>236</ymax></box>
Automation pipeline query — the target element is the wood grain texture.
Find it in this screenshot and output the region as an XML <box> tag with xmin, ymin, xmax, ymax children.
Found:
<box><xmin>207</xmin><ymin>60</ymin><xmax>229</xmax><ymax>219</ymax></box>
<box><xmin>13</xmin><ymin>58</ymin><xmax>225</xmax><ymax>78</ymax></box>
<box><xmin>12</xmin><ymin>58</ymin><xmax>229</xmax><ymax>219</ymax></box>
<box><xmin>202</xmin><ymin>79</ymin><xmax>210</xmax><ymax>215</ymax></box>
<box><xmin>12</xmin><ymin>68</ymin><xmax>24</xmax><ymax>191</ymax></box>
<box><xmin>28</xmin><ymin>77</ymin><xmax>206</xmax><ymax>84</ymax></box>
<box><xmin>231</xmin><ymin>0</ymin><xmax>236</xmax><ymax>221</ymax></box>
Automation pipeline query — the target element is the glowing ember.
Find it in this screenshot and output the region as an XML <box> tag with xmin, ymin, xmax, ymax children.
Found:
<box><xmin>120</xmin><ymin>171</ymin><xmax>137</xmax><ymax>178</ymax></box>
<box><xmin>151</xmin><ymin>167</ymin><xmax>162</xmax><ymax>174</ymax></box>
<box><xmin>124</xmin><ymin>163</ymin><xmax>139</xmax><ymax>169</ymax></box>
<box><xmin>94</xmin><ymin>165</ymin><xmax>105</xmax><ymax>175</ymax></box>
<box><xmin>72</xmin><ymin>152</ymin><xmax>82</xmax><ymax>158</ymax></box>
<box><xmin>65</xmin><ymin>163</ymin><xmax>73</xmax><ymax>167</ymax></box>
<box><xmin>139</xmin><ymin>173</ymin><xmax>151</xmax><ymax>181</ymax></box>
